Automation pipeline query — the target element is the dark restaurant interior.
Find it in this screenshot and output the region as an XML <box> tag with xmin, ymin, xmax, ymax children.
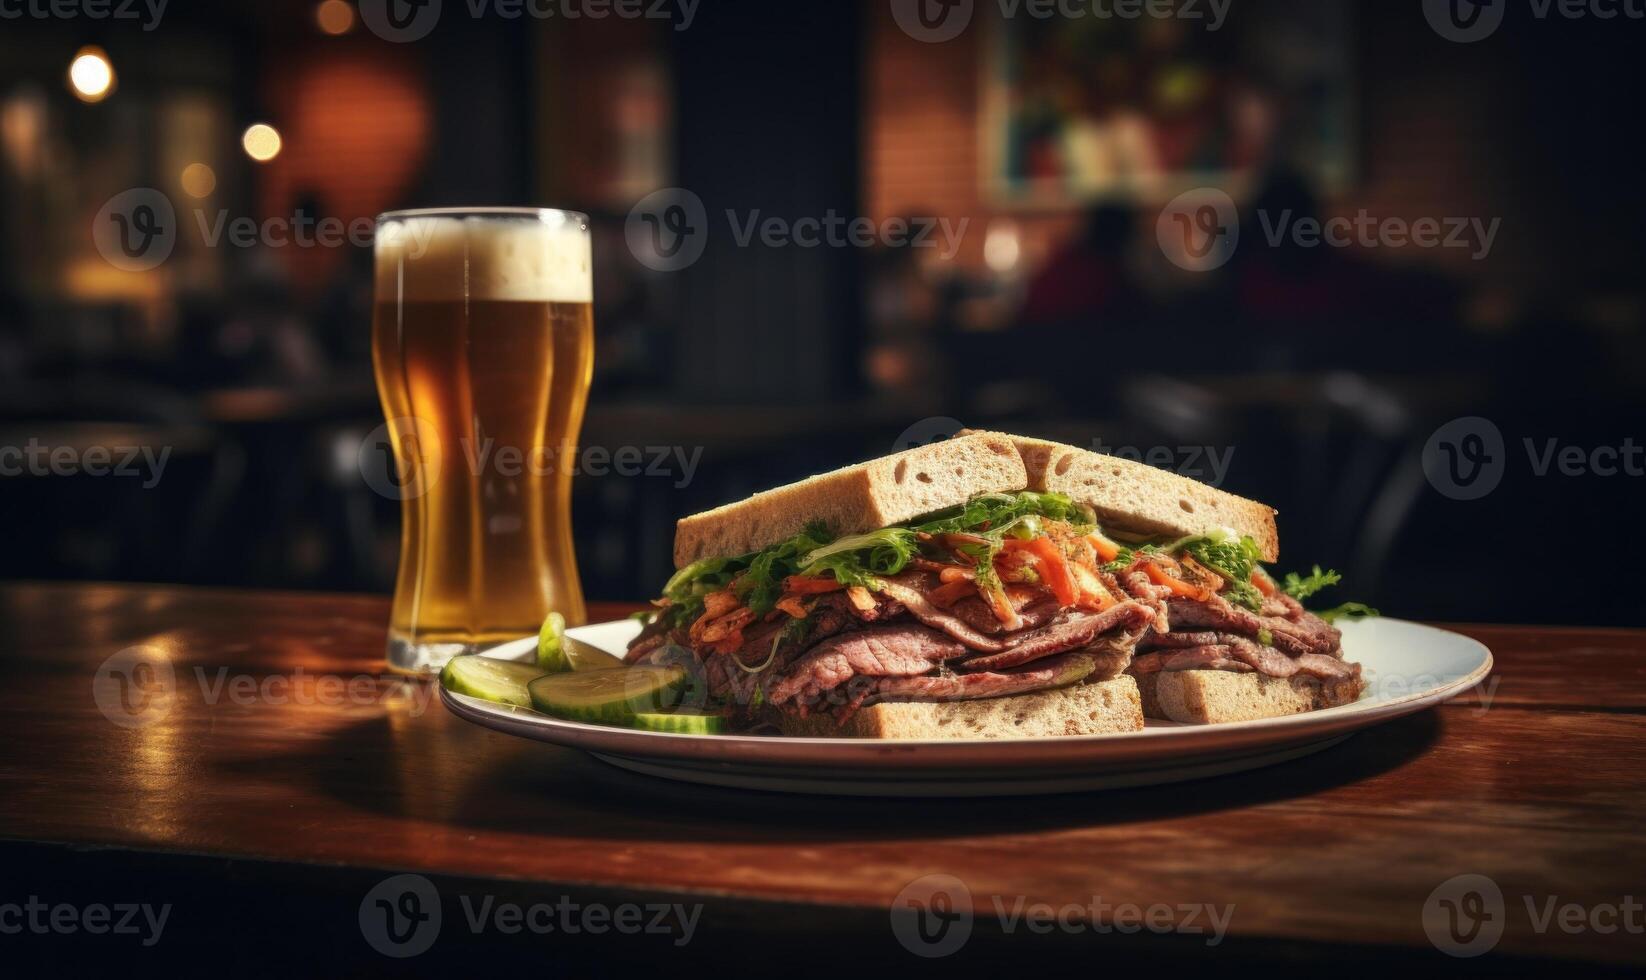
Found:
<box><xmin>2</xmin><ymin>0</ymin><xmax>1643</xmax><ymax>626</ymax></box>
<box><xmin>8</xmin><ymin>2</ymin><xmax>1646</xmax><ymax>975</ymax></box>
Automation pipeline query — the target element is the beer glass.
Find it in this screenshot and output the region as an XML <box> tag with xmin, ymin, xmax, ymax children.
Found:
<box><xmin>372</xmin><ymin>208</ymin><xmax>592</xmax><ymax>673</ymax></box>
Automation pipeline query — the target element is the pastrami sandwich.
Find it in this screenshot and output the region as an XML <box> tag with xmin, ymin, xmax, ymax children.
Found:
<box><xmin>625</xmin><ymin>432</ymin><xmax>1374</xmax><ymax>737</ymax></box>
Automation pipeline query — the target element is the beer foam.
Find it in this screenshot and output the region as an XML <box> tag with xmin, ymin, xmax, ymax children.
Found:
<box><xmin>375</xmin><ymin>211</ymin><xmax>592</xmax><ymax>304</ymax></box>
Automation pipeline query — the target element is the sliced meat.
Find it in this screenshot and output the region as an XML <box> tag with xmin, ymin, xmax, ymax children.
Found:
<box><xmin>1129</xmin><ymin>651</ymin><xmax>1168</xmax><ymax>675</ymax></box>
<box><xmin>1294</xmin><ymin>653</ymin><xmax>1361</xmax><ymax>682</ymax></box>
<box><xmin>946</xmin><ymin>591</ymin><xmax>1061</xmax><ymax>636</ymax></box>
<box><xmin>1118</xmin><ymin>568</ymin><xmax>1173</xmax><ymax>632</ymax></box>
<box><xmin>1070</xmin><ymin>628</ymin><xmax>1146</xmax><ymax>682</ymax></box>
<box><xmin>1164</xmin><ymin>597</ymin><xmax>1340</xmax><ymax>658</ymax></box>
<box><xmin>1268</xmin><ymin>611</ymin><xmax>1343</xmax><ymax>658</ymax></box>
<box><xmin>765</xmin><ymin>625</ymin><xmax>970</xmax><ymax>707</ymax></box>
<box><xmin>847</xmin><ymin>648</ymin><xmax>1100</xmax><ymax>712</ymax></box>
<box><xmin>1139</xmin><ymin>630</ymin><xmax>1223</xmax><ymax>650</ymax></box>
<box><xmin>1220</xmin><ymin>634</ymin><xmax>1301</xmax><ymax>678</ymax></box>
<box><xmin>811</xmin><ymin>587</ymin><xmax>904</xmax><ymax>625</ymax></box>
<box><xmin>957</xmin><ymin>602</ymin><xmax>1153</xmax><ymax>671</ymax></box>
<box><xmin>876</xmin><ymin>573</ymin><xmax>1012</xmax><ymax>652</ymax></box>
<box><xmin>1149</xmin><ymin>645</ymin><xmax>1252</xmax><ymax>672</ymax></box>
<box><xmin>625</xmin><ymin>629</ymin><xmax>669</xmax><ymax>664</ymax></box>
<box><xmin>1164</xmin><ymin>595</ymin><xmax>1266</xmax><ymax>635</ymax></box>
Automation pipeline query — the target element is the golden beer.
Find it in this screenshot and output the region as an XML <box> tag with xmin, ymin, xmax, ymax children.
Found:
<box><xmin>372</xmin><ymin>209</ymin><xmax>592</xmax><ymax>672</ymax></box>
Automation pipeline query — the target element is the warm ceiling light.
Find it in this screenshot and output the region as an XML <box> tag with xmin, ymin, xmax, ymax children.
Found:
<box><xmin>68</xmin><ymin>46</ymin><xmax>115</xmax><ymax>103</ymax></box>
<box><xmin>315</xmin><ymin>0</ymin><xmax>356</xmax><ymax>35</ymax></box>
<box><xmin>180</xmin><ymin>162</ymin><xmax>217</xmax><ymax>198</ymax></box>
<box><xmin>241</xmin><ymin>123</ymin><xmax>282</xmax><ymax>162</ymax></box>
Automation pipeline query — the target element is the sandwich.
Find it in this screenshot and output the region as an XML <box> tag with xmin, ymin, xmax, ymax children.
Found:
<box><xmin>996</xmin><ymin>433</ymin><xmax>1372</xmax><ymax>725</ymax></box>
<box><xmin>625</xmin><ymin>431</ymin><xmax>1373</xmax><ymax>737</ymax></box>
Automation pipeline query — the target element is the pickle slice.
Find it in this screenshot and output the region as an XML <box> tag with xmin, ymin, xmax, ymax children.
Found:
<box><xmin>566</xmin><ymin>637</ymin><xmax>626</xmax><ymax>672</ymax></box>
<box><xmin>536</xmin><ymin>612</ymin><xmax>570</xmax><ymax>672</ymax></box>
<box><xmin>527</xmin><ymin>666</ymin><xmax>687</xmax><ymax>724</ymax></box>
<box><xmin>440</xmin><ymin>655</ymin><xmax>544</xmax><ymax>708</ymax></box>
<box><xmin>632</xmin><ymin>711</ymin><xmax>727</xmax><ymax>735</ymax></box>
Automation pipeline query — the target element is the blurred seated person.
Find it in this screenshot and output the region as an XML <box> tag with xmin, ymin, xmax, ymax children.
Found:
<box><xmin>1020</xmin><ymin>204</ymin><xmax>1142</xmax><ymax>325</ymax></box>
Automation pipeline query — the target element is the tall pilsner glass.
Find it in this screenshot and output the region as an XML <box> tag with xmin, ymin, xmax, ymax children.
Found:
<box><xmin>372</xmin><ymin>208</ymin><xmax>592</xmax><ymax>673</ymax></box>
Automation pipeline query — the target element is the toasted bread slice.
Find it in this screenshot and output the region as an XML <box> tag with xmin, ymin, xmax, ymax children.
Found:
<box><xmin>775</xmin><ymin>677</ymin><xmax>1143</xmax><ymax>739</ymax></box>
<box><xmin>1133</xmin><ymin>669</ymin><xmax>1364</xmax><ymax>724</ymax></box>
<box><xmin>969</xmin><ymin>432</ymin><xmax>1279</xmax><ymax>562</ymax></box>
<box><xmin>673</xmin><ymin>431</ymin><xmax>1026</xmax><ymax>568</ymax></box>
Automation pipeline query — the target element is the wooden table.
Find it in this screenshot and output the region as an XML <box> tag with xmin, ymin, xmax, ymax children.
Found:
<box><xmin>3</xmin><ymin>582</ymin><xmax>1642</xmax><ymax>973</ymax></box>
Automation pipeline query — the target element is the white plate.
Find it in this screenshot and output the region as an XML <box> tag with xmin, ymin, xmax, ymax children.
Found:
<box><xmin>441</xmin><ymin>618</ymin><xmax>1492</xmax><ymax>796</ymax></box>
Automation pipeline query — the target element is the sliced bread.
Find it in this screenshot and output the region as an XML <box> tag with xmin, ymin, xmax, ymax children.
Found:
<box><xmin>973</xmin><ymin>432</ymin><xmax>1279</xmax><ymax>562</ymax></box>
<box><xmin>1133</xmin><ymin>669</ymin><xmax>1364</xmax><ymax>724</ymax></box>
<box><xmin>673</xmin><ymin>431</ymin><xmax>1026</xmax><ymax>568</ymax></box>
<box><xmin>775</xmin><ymin>677</ymin><xmax>1143</xmax><ymax>739</ymax></box>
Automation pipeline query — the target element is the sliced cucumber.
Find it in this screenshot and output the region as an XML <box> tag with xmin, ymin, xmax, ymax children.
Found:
<box><xmin>632</xmin><ymin>711</ymin><xmax>727</xmax><ymax>735</ymax></box>
<box><xmin>440</xmin><ymin>655</ymin><xmax>544</xmax><ymax>708</ymax></box>
<box><xmin>566</xmin><ymin>637</ymin><xmax>626</xmax><ymax>672</ymax></box>
<box><xmin>537</xmin><ymin>612</ymin><xmax>569</xmax><ymax>672</ymax></box>
<box><xmin>528</xmin><ymin>665</ymin><xmax>687</xmax><ymax>724</ymax></box>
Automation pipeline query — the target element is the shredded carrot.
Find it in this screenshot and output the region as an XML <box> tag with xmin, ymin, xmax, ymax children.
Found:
<box><xmin>1071</xmin><ymin>564</ymin><xmax>1118</xmax><ymax>611</ymax></box>
<box><xmin>1085</xmin><ymin>532</ymin><xmax>1122</xmax><ymax>563</ymax></box>
<box><xmin>1179</xmin><ymin>554</ymin><xmax>1225</xmax><ymax>592</ymax></box>
<box><xmin>927</xmin><ymin>580</ymin><xmax>977</xmax><ymax>608</ymax></box>
<box><xmin>782</xmin><ymin>575</ymin><xmax>844</xmax><ymax>595</ymax></box>
<box><xmin>1144</xmin><ymin>561</ymin><xmax>1213</xmax><ymax>601</ymax></box>
<box><xmin>980</xmin><ymin>580</ymin><xmax>1023</xmax><ymax>630</ymax></box>
<box><xmin>1252</xmin><ymin>568</ymin><xmax>1278</xmax><ymax>597</ymax></box>
<box><xmin>1004</xmin><ymin>536</ymin><xmax>1078</xmax><ymax>606</ymax></box>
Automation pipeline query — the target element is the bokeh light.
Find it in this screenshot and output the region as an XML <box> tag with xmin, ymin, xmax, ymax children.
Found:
<box><xmin>241</xmin><ymin>123</ymin><xmax>283</xmax><ymax>162</ymax></box>
<box><xmin>180</xmin><ymin>162</ymin><xmax>217</xmax><ymax>198</ymax></box>
<box><xmin>68</xmin><ymin>47</ymin><xmax>115</xmax><ymax>103</ymax></box>
<box><xmin>315</xmin><ymin>0</ymin><xmax>356</xmax><ymax>35</ymax></box>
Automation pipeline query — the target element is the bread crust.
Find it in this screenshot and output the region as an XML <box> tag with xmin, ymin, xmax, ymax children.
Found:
<box><xmin>775</xmin><ymin>677</ymin><xmax>1143</xmax><ymax>739</ymax></box>
<box><xmin>1133</xmin><ymin>669</ymin><xmax>1364</xmax><ymax>724</ymax></box>
<box><xmin>672</xmin><ymin>432</ymin><xmax>1027</xmax><ymax>568</ymax></box>
<box><xmin>975</xmin><ymin>432</ymin><xmax>1279</xmax><ymax>562</ymax></box>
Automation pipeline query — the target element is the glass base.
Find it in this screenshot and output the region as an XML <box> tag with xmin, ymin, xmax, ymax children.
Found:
<box><xmin>387</xmin><ymin>635</ymin><xmax>482</xmax><ymax>676</ymax></box>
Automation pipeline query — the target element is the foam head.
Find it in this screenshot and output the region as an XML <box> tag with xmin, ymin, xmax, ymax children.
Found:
<box><xmin>374</xmin><ymin>209</ymin><xmax>591</xmax><ymax>304</ymax></box>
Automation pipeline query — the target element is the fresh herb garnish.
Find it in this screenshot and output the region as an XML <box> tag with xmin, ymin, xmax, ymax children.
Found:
<box><xmin>659</xmin><ymin>492</ymin><xmax>1087</xmax><ymax>628</ymax></box>
<box><xmin>1175</xmin><ymin>531</ymin><xmax>1266</xmax><ymax>611</ymax></box>
<box><xmin>1282</xmin><ymin>566</ymin><xmax>1343</xmax><ymax>602</ymax></box>
<box><xmin>913</xmin><ymin>491</ymin><xmax>1092</xmax><ymax>536</ymax></box>
<box><xmin>799</xmin><ymin>527</ymin><xmax>919</xmax><ymax>585</ymax></box>
<box><xmin>913</xmin><ymin>492</ymin><xmax>1093</xmax><ymax>597</ymax></box>
<box><xmin>1101</xmin><ymin>543</ymin><xmax>1160</xmax><ymax>574</ymax></box>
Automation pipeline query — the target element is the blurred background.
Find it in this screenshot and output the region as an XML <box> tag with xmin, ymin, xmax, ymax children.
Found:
<box><xmin>1</xmin><ymin>0</ymin><xmax>1642</xmax><ymax>625</ymax></box>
